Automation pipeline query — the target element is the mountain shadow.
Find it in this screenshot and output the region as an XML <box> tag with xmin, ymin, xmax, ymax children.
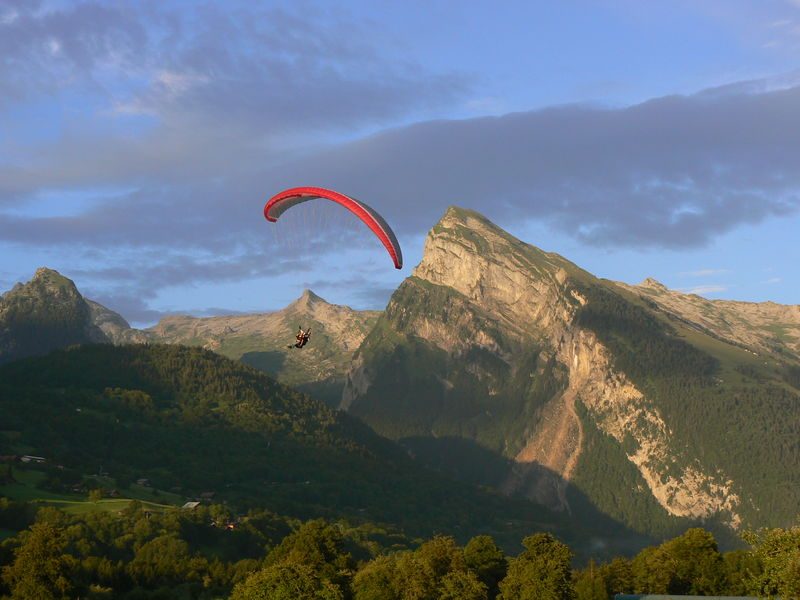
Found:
<box><xmin>400</xmin><ymin>435</ymin><xmax>514</xmax><ymax>488</ymax></box>
<box><xmin>240</xmin><ymin>350</ymin><xmax>286</xmax><ymax>376</ymax></box>
<box><xmin>396</xmin><ymin>432</ymin><xmax>744</xmax><ymax>556</ymax></box>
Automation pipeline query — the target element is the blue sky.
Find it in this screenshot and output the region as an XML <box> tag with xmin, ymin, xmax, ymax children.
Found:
<box><xmin>1</xmin><ymin>0</ymin><xmax>800</xmax><ymax>326</ymax></box>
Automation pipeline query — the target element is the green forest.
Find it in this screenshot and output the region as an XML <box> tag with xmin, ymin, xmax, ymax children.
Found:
<box><xmin>1</xmin><ymin>497</ymin><xmax>798</xmax><ymax>599</ymax></box>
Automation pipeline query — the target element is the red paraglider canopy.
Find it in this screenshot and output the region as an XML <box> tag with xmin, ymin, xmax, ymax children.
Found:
<box><xmin>264</xmin><ymin>186</ymin><xmax>403</xmax><ymax>269</ymax></box>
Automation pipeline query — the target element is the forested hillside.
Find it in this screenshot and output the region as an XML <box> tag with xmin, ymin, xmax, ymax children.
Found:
<box><xmin>0</xmin><ymin>344</ymin><xmax>629</xmax><ymax>555</ymax></box>
<box><xmin>1</xmin><ymin>497</ymin><xmax>798</xmax><ymax>599</ymax></box>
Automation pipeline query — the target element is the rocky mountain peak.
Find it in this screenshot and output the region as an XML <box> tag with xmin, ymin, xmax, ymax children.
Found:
<box><xmin>9</xmin><ymin>267</ymin><xmax>81</xmax><ymax>299</ymax></box>
<box><xmin>439</xmin><ymin>205</ymin><xmax>499</xmax><ymax>228</ymax></box>
<box><xmin>34</xmin><ymin>266</ymin><xmax>61</xmax><ymax>279</ymax></box>
<box><xmin>299</xmin><ymin>288</ymin><xmax>324</xmax><ymax>305</ymax></box>
<box><xmin>408</xmin><ymin>206</ymin><xmax>583</xmax><ymax>341</ymax></box>
<box><xmin>345</xmin><ymin>207</ymin><xmax>772</xmax><ymax>529</ymax></box>
<box><xmin>433</xmin><ymin>206</ymin><xmax>526</xmax><ymax>250</ymax></box>
<box><xmin>286</xmin><ymin>289</ymin><xmax>330</xmax><ymax>315</ymax></box>
<box><xmin>0</xmin><ymin>267</ymin><xmax>109</xmax><ymax>364</ymax></box>
<box><xmin>638</xmin><ymin>277</ymin><xmax>669</xmax><ymax>292</ymax></box>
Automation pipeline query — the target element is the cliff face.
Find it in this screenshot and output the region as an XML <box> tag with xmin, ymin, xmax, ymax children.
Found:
<box><xmin>342</xmin><ymin>207</ymin><xmax>793</xmax><ymax>533</ymax></box>
<box><xmin>86</xmin><ymin>299</ymin><xmax>151</xmax><ymax>345</ymax></box>
<box><xmin>0</xmin><ymin>268</ymin><xmax>109</xmax><ymax>364</ymax></box>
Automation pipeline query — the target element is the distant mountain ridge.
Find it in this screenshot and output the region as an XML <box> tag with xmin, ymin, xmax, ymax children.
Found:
<box><xmin>0</xmin><ymin>270</ymin><xmax>378</xmax><ymax>406</ymax></box>
<box><xmin>618</xmin><ymin>277</ymin><xmax>800</xmax><ymax>359</ymax></box>
<box><xmin>140</xmin><ymin>289</ymin><xmax>380</xmax><ymax>405</ymax></box>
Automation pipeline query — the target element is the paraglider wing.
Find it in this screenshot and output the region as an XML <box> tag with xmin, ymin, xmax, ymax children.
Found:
<box><xmin>264</xmin><ymin>186</ymin><xmax>403</xmax><ymax>269</ymax></box>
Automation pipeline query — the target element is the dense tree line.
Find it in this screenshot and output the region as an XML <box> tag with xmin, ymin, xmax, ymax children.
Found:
<box><xmin>2</xmin><ymin>500</ymin><xmax>799</xmax><ymax>599</ymax></box>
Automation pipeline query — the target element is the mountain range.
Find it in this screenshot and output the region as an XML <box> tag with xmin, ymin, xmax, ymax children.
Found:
<box><xmin>2</xmin><ymin>206</ymin><xmax>798</xmax><ymax>545</ymax></box>
<box><xmin>0</xmin><ymin>269</ymin><xmax>377</xmax><ymax>407</ymax></box>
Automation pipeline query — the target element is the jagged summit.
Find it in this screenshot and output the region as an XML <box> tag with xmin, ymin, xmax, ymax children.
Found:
<box><xmin>302</xmin><ymin>288</ymin><xmax>323</xmax><ymax>302</ymax></box>
<box><xmin>344</xmin><ymin>205</ymin><xmax>800</xmax><ymax>532</ymax></box>
<box><xmin>33</xmin><ymin>266</ymin><xmax>63</xmax><ymax>279</ymax></box>
<box><xmin>289</xmin><ymin>288</ymin><xmax>327</xmax><ymax>310</ymax></box>
<box><xmin>440</xmin><ymin>204</ymin><xmax>493</xmax><ymax>223</ymax></box>
<box><xmin>638</xmin><ymin>277</ymin><xmax>669</xmax><ymax>292</ymax></box>
<box><xmin>415</xmin><ymin>206</ymin><xmax>592</xmax><ymax>305</ymax></box>
<box><xmin>0</xmin><ymin>267</ymin><xmax>109</xmax><ymax>364</ymax></box>
<box><xmin>14</xmin><ymin>267</ymin><xmax>80</xmax><ymax>295</ymax></box>
<box><xmin>436</xmin><ymin>205</ymin><xmax>522</xmax><ymax>243</ymax></box>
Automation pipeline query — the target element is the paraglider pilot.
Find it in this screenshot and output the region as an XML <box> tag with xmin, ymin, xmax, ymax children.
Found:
<box><xmin>289</xmin><ymin>326</ymin><xmax>311</xmax><ymax>349</ymax></box>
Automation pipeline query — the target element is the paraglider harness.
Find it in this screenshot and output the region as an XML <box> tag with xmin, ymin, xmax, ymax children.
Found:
<box><xmin>289</xmin><ymin>327</ymin><xmax>311</xmax><ymax>349</ymax></box>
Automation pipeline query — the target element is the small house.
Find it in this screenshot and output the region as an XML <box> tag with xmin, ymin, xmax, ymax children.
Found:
<box><xmin>20</xmin><ymin>455</ymin><xmax>46</xmax><ymax>464</ymax></box>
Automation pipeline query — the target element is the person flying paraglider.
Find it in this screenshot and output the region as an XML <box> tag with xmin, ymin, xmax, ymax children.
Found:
<box><xmin>289</xmin><ymin>326</ymin><xmax>311</xmax><ymax>349</ymax></box>
<box><xmin>264</xmin><ymin>186</ymin><xmax>401</xmax><ymax>353</ymax></box>
<box><xmin>263</xmin><ymin>186</ymin><xmax>403</xmax><ymax>269</ymax></box>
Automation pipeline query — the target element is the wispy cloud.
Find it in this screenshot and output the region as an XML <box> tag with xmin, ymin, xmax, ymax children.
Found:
<box><xmin>679</xmin><ymin>284</ymin><xmax>728</xmax><ymax>295</ymax></box>
<box><xmin>679</xmin><ymin>268</ymin><xmax>731</xmax><ymax>277</ymax></box>
<box><xmin>762</xmin><ymin>277</ymin><xmax>782</xmax><ymax>284</ymax></box>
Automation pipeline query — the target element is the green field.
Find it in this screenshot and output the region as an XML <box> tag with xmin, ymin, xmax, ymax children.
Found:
<box><xmin>1</xmin><ymin>466</ymin><xmax>181</xmax><ymax>519</ymax></box>
<box><xmin>0</xmin><ymin>468</ymin><xmax>73</xmax><ymax>502</ymax></box>
<box><xmin>37</xmin><ymin>497</ymin><xmax>173</xmax><ymax>515</ymax></box>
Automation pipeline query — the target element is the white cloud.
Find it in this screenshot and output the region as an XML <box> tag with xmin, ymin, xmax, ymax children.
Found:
<box><xmin>0</xmin><ymin>9</ymin><xmax>18</xmax><ymax>24</ymax></box>
<box><xmin>154</xmin><ymin>70</ymin><xmax>209</xmax><ymax>98</ymax></box>
<box><xmin>679</xmin><ymin>268</ymin><xmax>731</xmax><ymax>277</ymax></box>
<box><xmin>680</xmin><ymin>285</ymin><xmax>728</xmax><ymax>295</ymax></box>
